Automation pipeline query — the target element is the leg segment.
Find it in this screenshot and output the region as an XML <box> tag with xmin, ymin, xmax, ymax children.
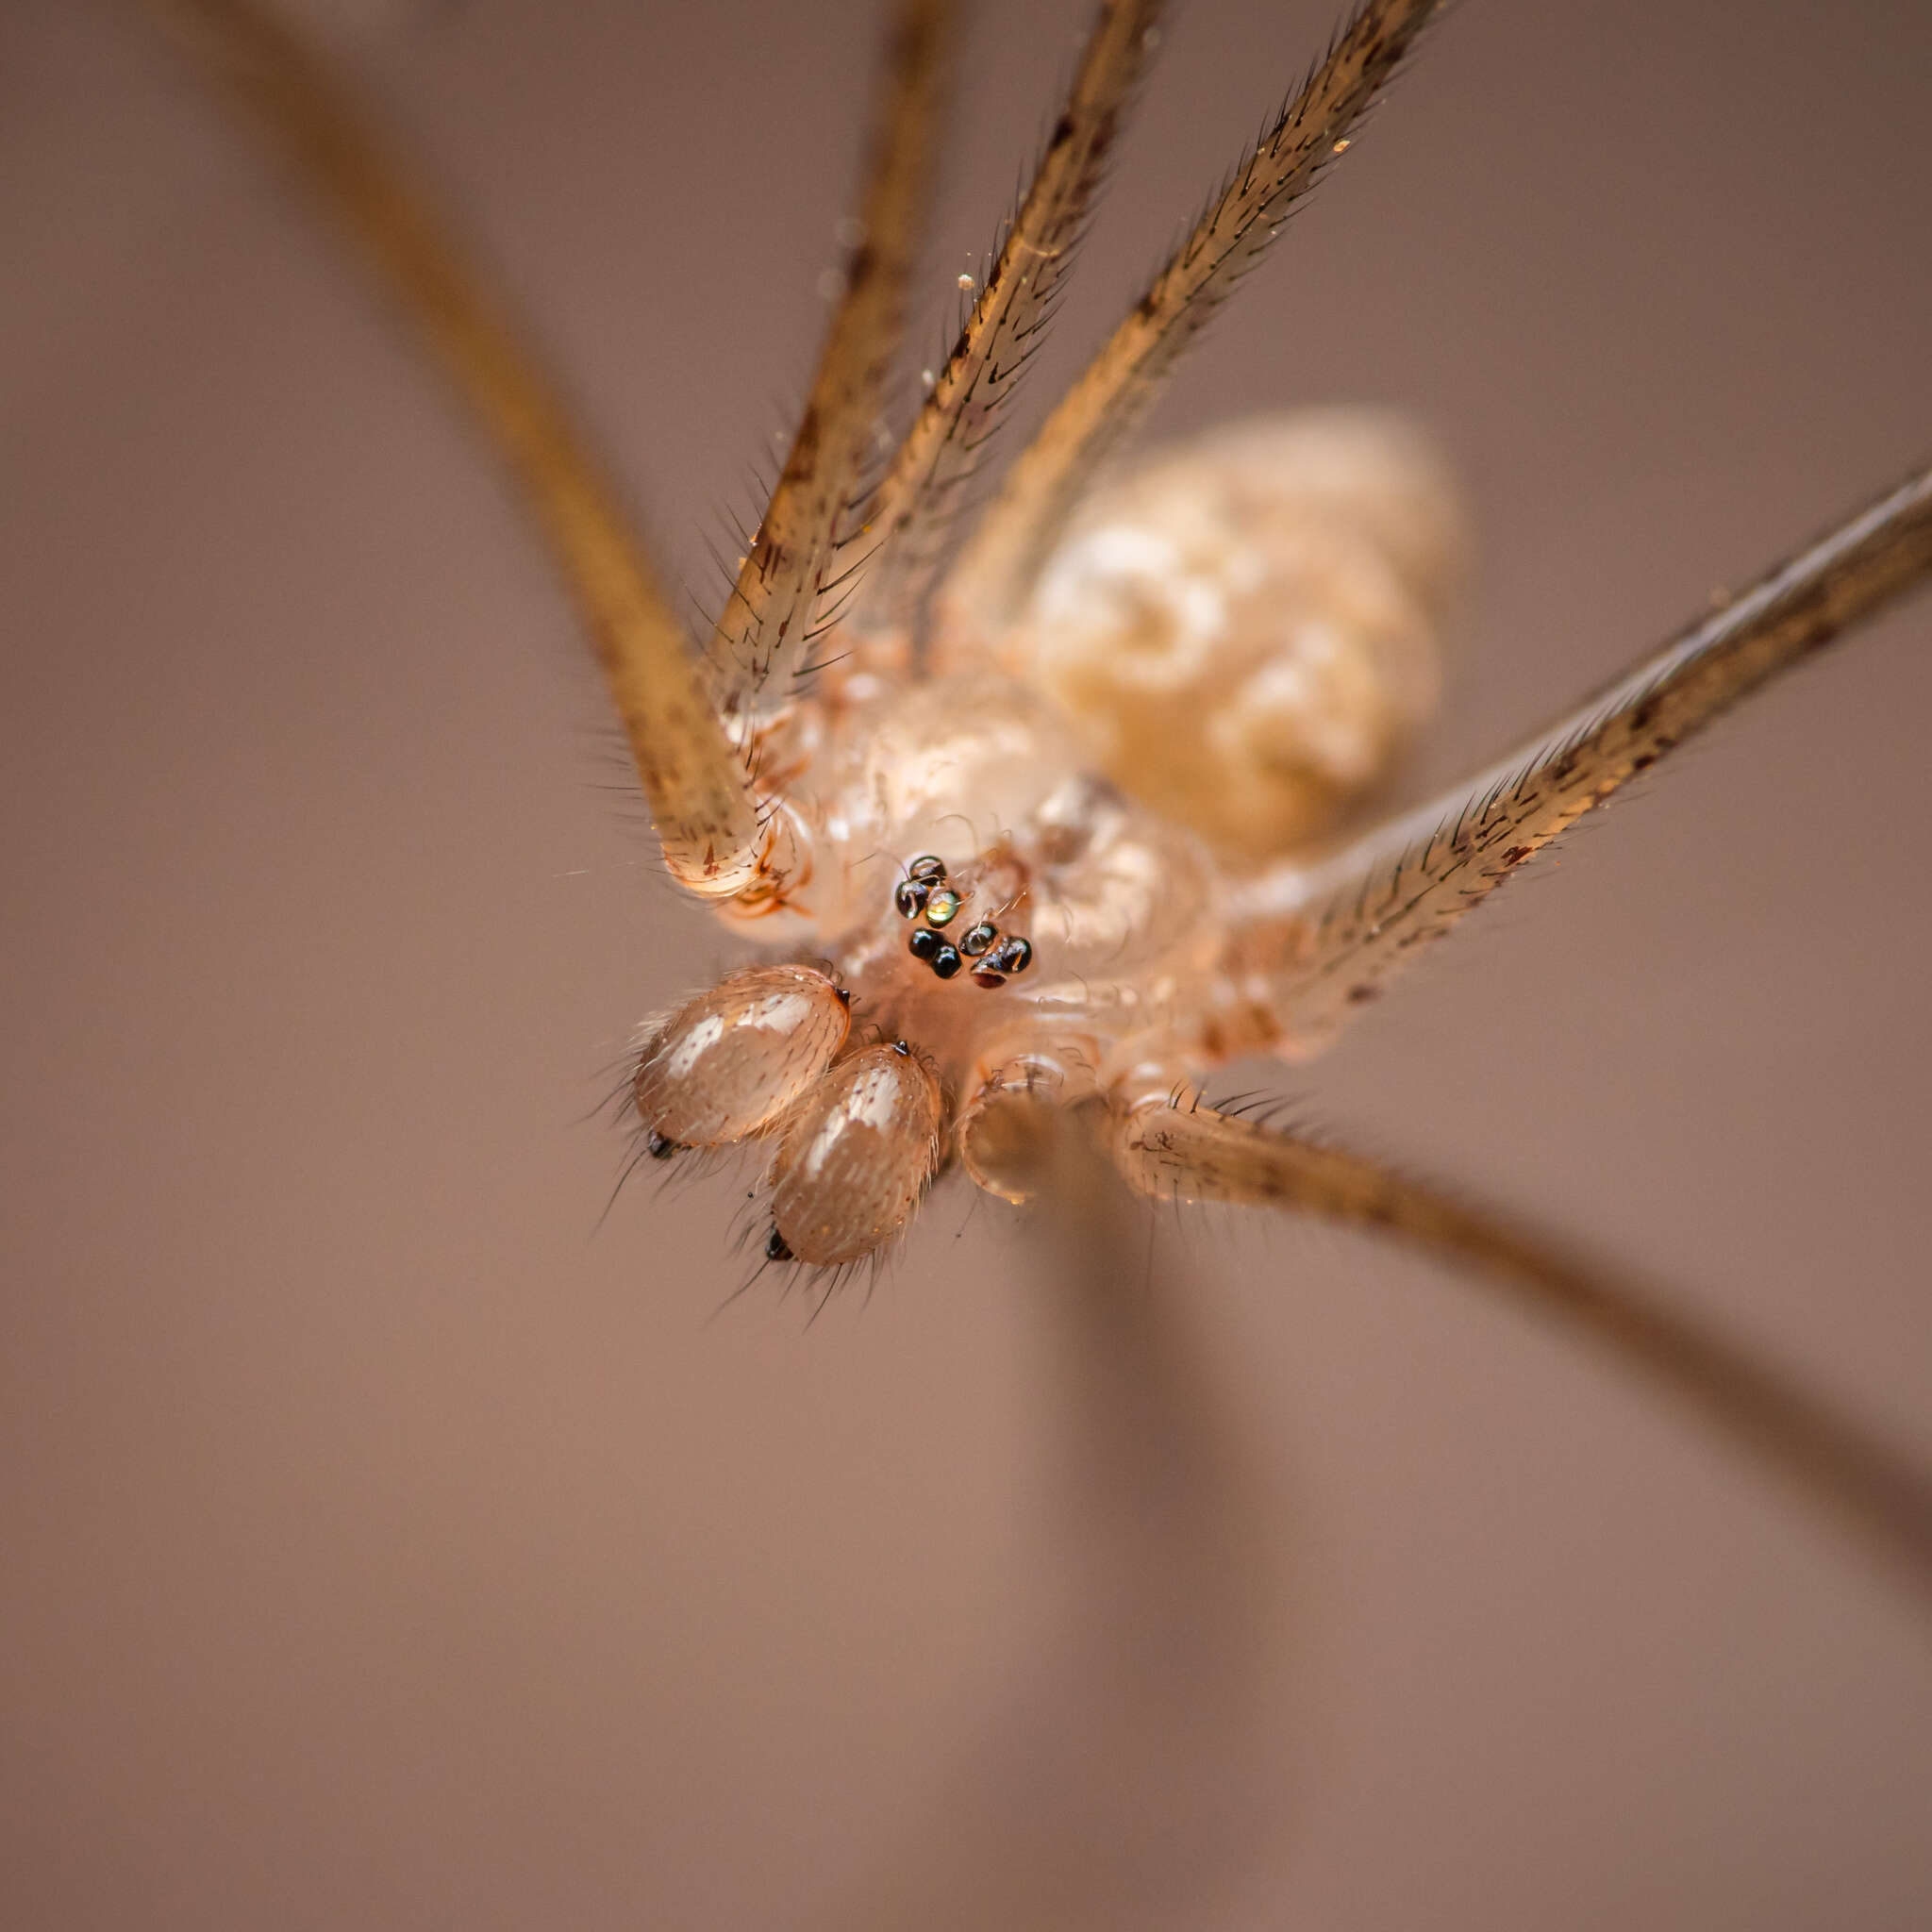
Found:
<box><xmin>704</xmin><ymin>0</ymin><xmax>953</xmax><ymax>711</ymax></box>
<box><xmin>942</xmin><ymin>0</ymin><xmax>1443</xmax><ymax>635</ymax></box>
<box><xmin>1108</xmin><ymin>1091</ymin><xmax>1932</xmax><ymax>1598</ymax></box>
<box><xmin>144</xmin><ymin>0</ymin><xmax>765</xmax><ymax>896</ymax></box>
<box><xmin>1226</xmin><ymin>460</ymin><xmax>1932</xmax><ymax>1048</ymax></box>
<box><xmin>852</xmin><ymin>0</ymin><xmax>1165</xmax><ymax>646</ymax></box>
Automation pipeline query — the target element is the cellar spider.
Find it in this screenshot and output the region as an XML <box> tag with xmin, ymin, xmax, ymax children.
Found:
<box><xmin>8</xmin><ymin>0</ymin><xmax>1924</xmax><ymax>1924</ymax></box>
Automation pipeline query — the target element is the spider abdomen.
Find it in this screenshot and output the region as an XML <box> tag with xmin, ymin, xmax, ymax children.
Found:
<box><xmin>984</xmin><ymin>410</ymin><xmax>1465</xmax><ymax>861</ymax></box>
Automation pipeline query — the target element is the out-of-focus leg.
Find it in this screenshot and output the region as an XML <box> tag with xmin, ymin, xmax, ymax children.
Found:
<box><xmin>143</xmin><ymin>0</ymin><xmax>767</xmax><ymax>895</ymax></box>
<box><xmin>942</xmin><ymin>0</ymin><xmax>1443</xmax><ymax>636</ymax></box>
<box><xmin>852</xmin><ymin>0</ymin><xmax>1165</xmax><ymax>648</ymax></box>
<box><xmin>1108</xmin><ymin>1090</ymin><xmax>1932</xmax><ymax>1602</ymax></box>
<box><xmin>703</xmin><ymin>0</ymin><xmax>952</xmax><ymax>712</ymax></box>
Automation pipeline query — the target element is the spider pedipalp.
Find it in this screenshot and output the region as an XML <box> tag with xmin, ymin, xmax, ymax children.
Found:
<box><xmin>632</xmin><ymin>963</ymin><xmax>851</xmax><ymax>1151</ymax></box>
<box><xmin>768</xmin><ymin>1044</ymin><xmax>941</xmax><ymax>1267</ymax></box>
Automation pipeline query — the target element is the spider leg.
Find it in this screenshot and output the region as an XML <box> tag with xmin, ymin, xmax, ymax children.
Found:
<box><xmin>142</xmin><ymin>0</ymin><xmax>766</xmax><ymax>897</ymax></box>
<box><xmin>1105</xmin><ymin>1090</ymin><xmax>1932</xmax><ymax>1599</ymax></box>
<box><xmin>1224</xmin><ymin>460</ymin><xmax>1932</xmax><ymax>1049</ymax></box>
<box><xmin>941</xmin><ymin>0</ymin><xmax>1443</xmax><ymax>634</ymax></box>
<box><xmin>849</xmin><ymin>0</ymin><xmax>1165</xmax><ymax>648</ymax></box>
<box><xmin>703</xmin><ymin>0</ymin><xmax>953</xmax><ymax>716</ymax></box>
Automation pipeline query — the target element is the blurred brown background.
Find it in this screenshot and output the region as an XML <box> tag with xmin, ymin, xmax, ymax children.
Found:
<box><xmin>4</xmin><ymin>1</ymin><xmax>1930</xmax><ymax>1925</ymax></box>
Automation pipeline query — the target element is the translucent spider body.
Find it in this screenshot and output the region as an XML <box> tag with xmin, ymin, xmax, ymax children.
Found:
<box><xmin>640</xmin><ymin>408</ymin><xmax>1459</xmax><ymax>1261</ymax></box>
<box><xmin>152</xmin><ymin>0</ymin><xmax>1932</xmax><ymax>1576</ymax></box>
<box><xmin>12</xmin><ymin>2</ymin><xmax>1924</xmax><ymax>1924</ymax></box>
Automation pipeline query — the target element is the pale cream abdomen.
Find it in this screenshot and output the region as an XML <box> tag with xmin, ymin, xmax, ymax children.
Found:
<box><xmin>995</xmin><ymin>410</ymin><xmax>1467</xmax><ymax>862</ymax></box>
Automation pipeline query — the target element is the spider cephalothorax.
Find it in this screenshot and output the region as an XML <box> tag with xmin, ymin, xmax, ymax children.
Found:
<box><xmin>162</xmin><ymin>0</ymin><xmax>1932</xmax><ymax>1579</ymax></box>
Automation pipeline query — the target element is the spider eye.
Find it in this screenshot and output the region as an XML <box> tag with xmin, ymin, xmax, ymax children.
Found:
<box><xmin>959</xmin><ymin>922</ymin><xmax>999</xmax><ymax>957</ymax></box>
<box><xmin>923</xmin><ymin>886</ymin><xmax>962</xmax><ymax>926</ymax></box>
<box><xmin>770</xmin><ymin>1045</ymin><xmax>941</xmax><ymax>1266</ymax></box>
<box><xmin>908</xmin><ymin>926</ymin><xmax>943</xmax><ymax>962</ymax></box>
<box><xmin>908</xmin><ymin>855</ymin><xmax>947</xmax><ymax>883</ymax></box>
<box><xmin>991</xmin><ymin>936</ymin><xmax>1033</xmax><ymax>975</ymax></box>
<box><xmin>633</xmin><ymin>964</ymin><xmax>851</xmax><ymax>1148</ymax></box>
<box><xmin>893</xmin><ymin>878</ymin><xmax>929</xmax><ymax>918</ymax></box>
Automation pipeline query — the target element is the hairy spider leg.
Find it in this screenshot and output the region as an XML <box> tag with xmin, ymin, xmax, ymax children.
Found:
<box><xmin>1104</xmin><ymin>1088</ymin><xmax>1932</xmax><ymax>1597</ymax></box>
<box><xmin>1216</xmin><ymin>460</ymin><xmax>1932</xmax><ymax>1053</ymax></box>
<box><xmin>144</xmin><ymin>0</ymin><xmax>768</xmax><ymax>897</ymax></box>
<box><xmin>847</xmin><ymin>0</ymin><xmax>1167</xmax><ymax>651</ymax></box>
<box><xmin>702</xmin><ymin>0</ymin><xmax>952</xmax><ymax>722</ymax></box>
<box><xmin>941</xmin><ymin>0</ymin><xmax>1445</xmax><ymax>638</ymax></box>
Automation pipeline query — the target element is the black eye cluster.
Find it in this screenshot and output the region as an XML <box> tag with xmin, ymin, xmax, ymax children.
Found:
<box><xmin>894</xmin><ymin>855</ymin><xmax>1033</xmax><ymax>990</ymax></box>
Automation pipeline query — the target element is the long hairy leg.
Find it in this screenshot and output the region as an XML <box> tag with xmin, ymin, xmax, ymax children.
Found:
<box><xmin>851</xmin><ymin>0</ymin><xmax>1165</xmax><ymax>646</ymax></box>
<box><xmin>941</xmin><ymin>0</ymin><xmax>1443</xmax><ymax>635</ymax></box>
<box><xmin>1225</xmin><ymin>460</ymin><xmax>1932</xmax><ymax>1048</ymax></box>
<box><xmin>1108</xmin><ymin>1092</ymin><xmax>1932</xmax><ymax>1600</ymax></box>
<box><xmin>704</xmin><ymin>0</ymin><xmax>952</xmax><ymax>712</ymax></box>
<box><xmin>142</xmin><ymin>0</ymin><xmax>765</xmax><ymax>897</ymax></box>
